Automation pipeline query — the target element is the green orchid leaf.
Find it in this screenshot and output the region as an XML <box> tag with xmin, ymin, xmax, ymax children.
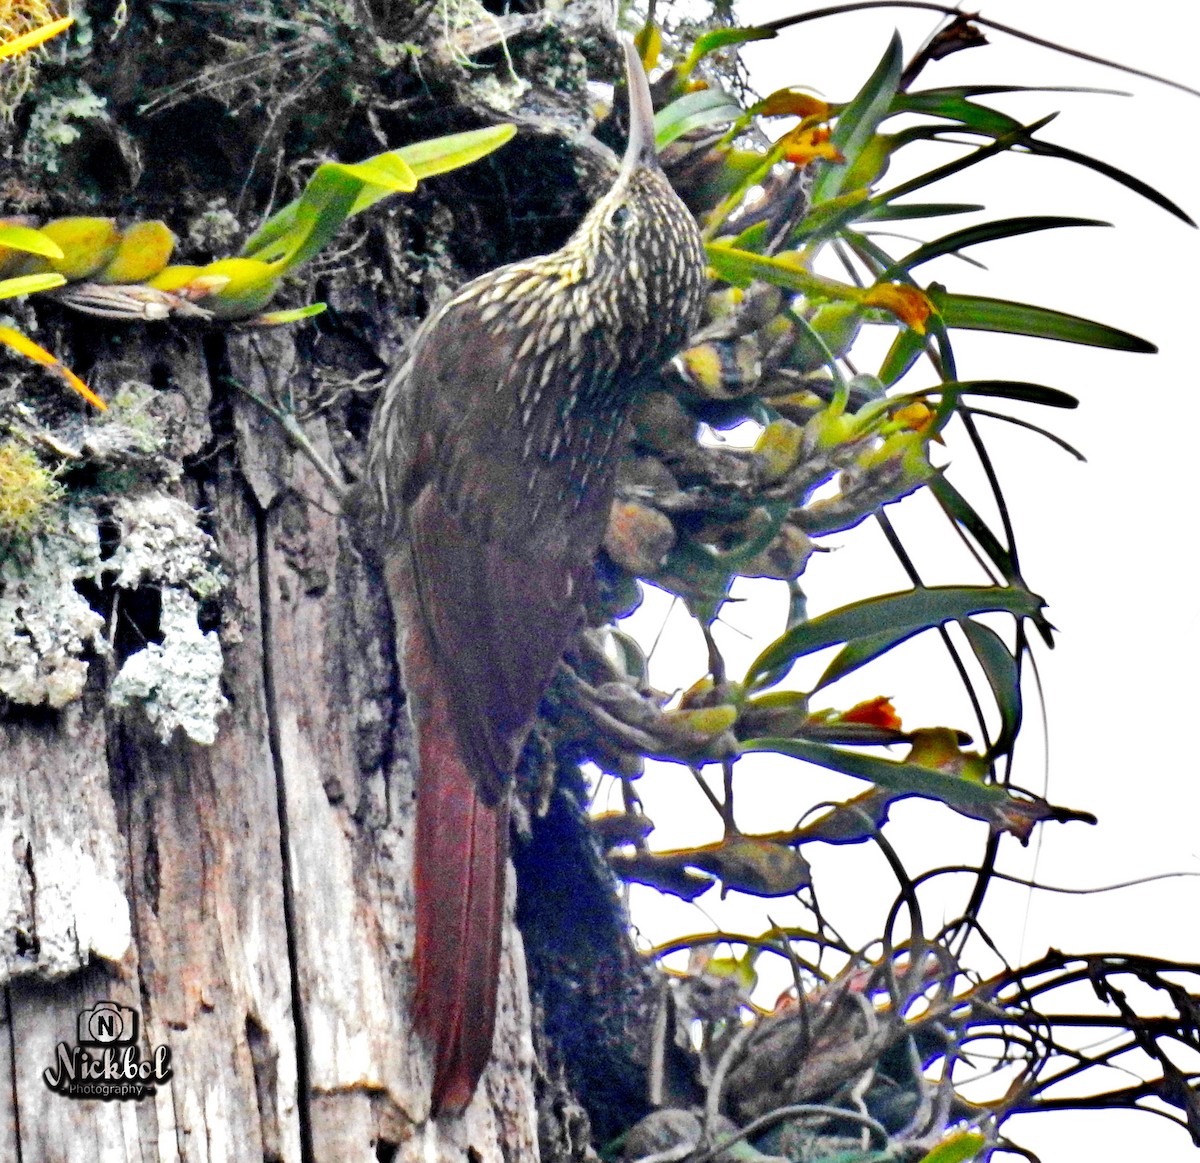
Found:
<box><xmin>655</xmin><ymin>89</ymin><xmax>744</xmax><ymax>151</ymax></box>
<box><xmin>706</xmin><ymin>243</ymin><xmax>850</xmax><ymax>299</ymax></box>
<box><xmin>679</xmin><ymin>26</ymin><xmax>776</xmax><ymax>82</ymax></box>
<box><xmin>928</xmin><ymin>477</ymin><xmax>1021</xmax><ymax>586</ymax></box>
<box><xmin>859</xmin><ymin>201</ymin><xmax>985</xmax><ymax>222</ymax></box>
<box><xmin>390</xmin><ymin>124</ymin><xmax>517</xmax><ymax>183</ymax></box>
<box><xmin>0</xmin><ymin>223</ymin><xmax>64</xmax><ymax>260</ymax></box>
<box><xmin>961</xmin><ymin>619</ymin><xmax>1023</xmax><ymax>758</ymax></box>
<box><xmin>877</xmin><ymin>326</ymin><xmax>927</xmax><ymax>385</ymax></box>
<box><xmin>940</xmin><ymin>379</ymin><xmax>1079</xmax><ymax>409</ymax></box>
<box><xmin>251</xmin><ymin>303</ymin><xmax>328</xmax><ymax>326</ymax></box>
<box><xmin>888</xmin><ymin>97</ymin><xmax>1191</xmax><ymax>224</ymax></box>
<box><xmin>1021</xmin><ymin>137</ymin><xmax>1195</xmax><ymax>225</ymax></box>
<box><xmin>243</xmin><ymin>125</ymin><xmax>515</xmax><ymax>263</ymax></box>
<box><xmin>792</xmin><ymin>189</ymin><xmax>874</xmax><ymax>242</ymax></box>
<box><xmin>889</xmin><ymin>216</ymin><xmax>1110</xmax><ymax>275</ymax></box>
<box><xmin>245</xmin><ymin>156</ymin><xmax>416</xmax><ymax>268</ymax></box>
<box><xmin>814</xmin><ymin>626</ymin><xmax>923</xmax><ymax>691</ymax></box>
<box><xmin>811</xmin><ymin>32</ymin><xmax>903</xmax><ymax>203</ymax></box>
<box><xmin>746</xmin><ymin>585</ymin><xmax>1046</xmax><ymax>687</ymax></box>
<box><xmin>742</xmin><ymin>736</ymin><xmax>1013</xmax><ymax>816</ymax></box>
<box><xmin>932</xmin><ymin>288</ymin><xmax>1156</xmax><ymax>352</ymax></box>
<box><xmin>907</xmin><ymin>84</ymin><xmax>1125</xmax><ymax>100</ymax></box>
<box><xmin>870</xmin><ymin>114</ymin><xmax>1057</xmax><ymax>208</ymax></box>
<box><xmin>892</xmin><ymin>92</ymin><xmax>1022</xmax><ymax>136</ymax></box>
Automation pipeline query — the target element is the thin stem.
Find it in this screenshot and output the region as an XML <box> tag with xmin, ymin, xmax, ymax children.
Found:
<box><xmin>759</xmin><ymin>2</ymin><xmax>1200</xmax><ymax>99</ymax></box>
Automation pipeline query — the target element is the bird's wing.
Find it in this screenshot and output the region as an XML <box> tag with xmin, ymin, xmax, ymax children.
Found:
<box><xmin>405</xmin><ymin>480</ymin><xmax>582</xmax><ymax>804</ymax></box>
<box><xmin>400</xmin><ymin>294</ymin><xmax>587</xmax><ymax>804</ymax></box>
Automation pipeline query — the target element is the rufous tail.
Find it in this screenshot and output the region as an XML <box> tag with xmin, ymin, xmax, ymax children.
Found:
<box><xmin>407</xmin><ymin>617</ymin><xmax>508</xmax><ymax>1117</ymax></box>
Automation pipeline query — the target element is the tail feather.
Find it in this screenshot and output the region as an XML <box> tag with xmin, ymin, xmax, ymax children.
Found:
<box><xmin>407</xmin><ymin>613</ymin><xmax>508</xmax><ymax>1117</ymax></box>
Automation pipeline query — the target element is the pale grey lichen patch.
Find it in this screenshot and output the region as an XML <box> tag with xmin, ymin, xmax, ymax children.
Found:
<box><xmin>20</xmin><ymin>80</ymin><xmax>109</xmax><ymax>176</ymax></box>
<box><xmin>107</xmin><ymin>493</ymin><xmax>224</xmax><ymax>599</ymax></box>
<box><xmin>0</xmin><ymin>506</ymin><xmax>104</xmax><ymax>709</ymax></box>
<box><xmin>110</xmin><ymin>588</ymin><xmax>228</xmax><ymax>745</ymax></box>
<box><xmin>83</xmin><ymin>382</ymin><xmax>168</xmax><ymax>462</ymax></box>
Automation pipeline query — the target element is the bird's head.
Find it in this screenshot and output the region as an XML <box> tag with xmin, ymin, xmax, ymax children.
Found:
<box><xmin>558</xmin><ymin>35</ymin><xmax>706</xmax><ymax>360</ymax></box>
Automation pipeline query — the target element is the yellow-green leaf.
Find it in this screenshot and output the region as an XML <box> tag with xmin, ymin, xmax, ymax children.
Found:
<box><xmin>243</xmin><ymin>126</ymin><xmax>516</xmax><ymax>264</ymax></box>
<box><xmin>0</xmin><ymin>15</ymin><xmax>74</xmax><ymax>61</ymax></box>
<box><xmin>250</xmin><ymin>303</ymin><xmax>328</xmax><ymax>326</ymax></box>
<box><xmin>917</xmin><ymin>1131</ymin><xmax>986</xmax><ymax>1163</ymax></box>
<box><xmin>0</xmin><ymin>224</ymin><xmax>64</xmax><ymax>262</ymax></box>
<box><xmin>0</xmin><ymin>272</ymin><xmax>67</xmax><ymax>301</ymax></box>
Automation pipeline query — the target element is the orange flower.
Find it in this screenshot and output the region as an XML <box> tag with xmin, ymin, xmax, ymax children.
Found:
<box><xmin>779</xmin><ymin>125</ymin><xmax>844</xmax><ymax>168</ymax></box>
<box><xmin>861</xmin><ymin>283</ymin><xmax>934</xmax><ymax>334</ymax></box>
<box><xmin>839</xmin><ymin>696</ymin><xmax>902</xmax><ymax>731</ymax></box>
<box><xmin>891</xmin><ymin>400</ymin><xmax>935</xmax><ymax>433</ymax></box>
<box><xmin>759</xmin><ymin>88</ymin><xmax>831</xmax><ymax>122</ymax></box>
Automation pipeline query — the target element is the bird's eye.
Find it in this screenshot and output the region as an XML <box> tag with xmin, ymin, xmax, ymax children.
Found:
<box><xmin>610</xmin><ymin>206</ymin><xmax>631</xmax><ymax>230</ymax></box>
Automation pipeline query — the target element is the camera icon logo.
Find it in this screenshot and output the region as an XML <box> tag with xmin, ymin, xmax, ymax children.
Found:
<box><xmin>77</xmin><ymin>1001</ymin><xmax>139</xmax><ymax>1045</ymax></box>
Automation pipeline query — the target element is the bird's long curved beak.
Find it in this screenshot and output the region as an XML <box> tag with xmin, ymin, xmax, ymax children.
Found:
<box><xmin>620</xmin><ymin>34</ymin><xmax>660</xmax><ymax>175</ymax></box>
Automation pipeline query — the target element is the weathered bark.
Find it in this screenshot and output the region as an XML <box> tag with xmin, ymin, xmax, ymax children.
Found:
<box><xmin>2</xmin><ymin>323</ymin><xmax>540</xmax><ymax>1160</ymax></box>
<box><xmin>0</xmin><ymin>3</ymin><xmax>682</xmax><ymax>1156</ymax></box>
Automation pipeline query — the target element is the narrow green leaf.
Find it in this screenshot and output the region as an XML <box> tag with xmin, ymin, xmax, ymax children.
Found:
<box><xmin>889</xmin><ymin>216</ymin><xmax>1109</xmax><ymax>275</ymax></box>
<box><xmin>706</xmin><ymin>243</ymin><xmax>848</xmax><ymax>298</ymax></box>
<box><xmin>967</xmin><ymin>406</ymin><xmax>1087</xmax><ymax>460</ymax></box>
<box><xmin>746</xmin><ymin>585</ymin><xmax>1046</xmax><ymax>686</ymax></box>
<box><xmin>815</xmin><ymin>626</ymin><xmax>922</xmax><ymax>691</ymax></box>
<box><xmin>680</xmin><ymin>26</ymin><xmax>776</xmax><ymax>80</ymax></box>
<box><xmin>891</xmin><ymin>95</ymin><xmax>1192</xmax><ymax>224</ymax></box>
<box><xmin>243</xmin><ymin>126</ymin><xmax>516</xmax><ymax>261</ymax></box>
<box><xmin>928</xmin><ymin>477</ymin><xmax>1019</xmax><ymax>584</ymax></box>
<box><xmin>908</xmin><ymin>84</ymin><xmax>1125</xmax><ymax>100</ymax></box>
<box><xmin>269</xmin><ymin>167</ymin><xmax>364</xmax><ymax>272</ymax></box>
<box><xmin>251</xmin><ymin>302</ymin><xmax>328</xmax><ymax>326</ymax></box>
<box><xmin>893</xmin><ymin>92</ymin><xmax>1022</xmax><ymax>136</ymax></box>
<box><xmin>0</xmin><ymin>224</ymin><xmax>64</xmax><ymax>260</ymax></box>
<box><xmin>1021</xmin><ymin>137</ymin><xmax>1195</xmax><ymax>225</ymax></box>
<box><xmin>877</xmin><ymin>326</ymin><xmax>926</xmax><ymax>385</ymax></box>
<box><xmin>0</xmin><ymin>272</ymin><xmax>68</xmax><ymax>300</ymax></box>
<box><xmin>791</xmin><ymin>188</ymin><xmax>873</xmax><ymax>242</ymax></box>
<box><xmin>859</xmin><ymin>201</ymin><xmax>984</xmax><ymax>222</ymax></box>
<box><xmin>655</xmin><ymin>89</ymin><xmax>744</xmax><ymax>151</ymax></box>
<box><xmin>812</xmin><ymin>32</ymin><xmax>903</xmax><ymax>203</ymax></box>
<box><xmin>742</xmin><ymin>736</ymin><xmax>1013</xmax><ymax>815</ymax></box>
<box><xmin>933</xmin><ymin>289</ymin><xmax>1156</xmax><ymax>352</ymax></box>
<box><xmin>393</xmin><ymin>124</ymin><xmax>516</xmax><ymax>182</ymax></box>
<box><xmin>961</xmin><ymin>620</ymin><xmax>1022</xmax><ymax>758</ymax></box>
<box><xmin>870</xmin><ymin>114</ymin><xmax>1057</xmax><ymax>208</ymax></box>
<box><xmin>942</xmin><ymin>379</ymin><xmax>1078</xmax><ymax>409</ymax></box>
<box><xmin>728</xmin><ymin>220</ymin><xmax>770</xmax><ymax>252</ymax></box>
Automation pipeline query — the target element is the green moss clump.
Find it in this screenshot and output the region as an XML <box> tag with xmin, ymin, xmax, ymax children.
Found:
<box><xmin>0</xmin><ymin>439</ymin><xmax>62</xmax><ymax>538</ymax></box>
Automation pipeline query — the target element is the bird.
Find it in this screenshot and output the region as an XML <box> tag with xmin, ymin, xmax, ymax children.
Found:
<box><xmin>361</xmin><ymin>35</ymin><xmax>707</xmax><ymax>1116</ymax></box>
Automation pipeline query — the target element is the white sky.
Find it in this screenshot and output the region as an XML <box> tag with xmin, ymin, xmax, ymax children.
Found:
<box><xmin>613</xmin><ymin>2</ymin><xmax>1200</xmax><ymax>1159</ymax></box>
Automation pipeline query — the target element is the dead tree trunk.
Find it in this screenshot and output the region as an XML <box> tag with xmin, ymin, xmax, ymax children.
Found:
<box><xmin>2</xmin><ymin>323</ymin><xmax>539</xmax><ymax>1160</ymax></box>
<box><xmin>1</xmin><ymin>2</ymin><xmax>644</xmax><ymax>1158</ymax></box>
